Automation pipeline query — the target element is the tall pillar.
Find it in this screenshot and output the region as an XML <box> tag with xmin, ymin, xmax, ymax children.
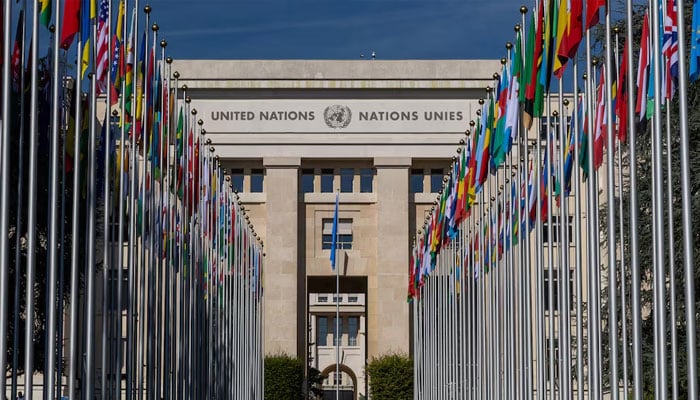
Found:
<box><xmin>369</xmin><ymin>157</ymin><xmax>411</xmax><ymax>357</ymax></box>
<box><xmin>264</xmin><ymin>157</ymin><xmax>301</xmax><ymax>356</ymax></box>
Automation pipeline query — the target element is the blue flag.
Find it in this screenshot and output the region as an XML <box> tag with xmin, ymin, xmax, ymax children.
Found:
<box><xmin>330</xmin><ymin>193</ymin><xmax>339</xmax><ymax>270</ymax></box>
<box><xmin>690</xmin><ymin>0</ymin><xmax>700</xmax><ymax>81</ymax></box>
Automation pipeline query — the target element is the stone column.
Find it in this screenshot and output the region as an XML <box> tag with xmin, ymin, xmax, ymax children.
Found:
<box><xmin>264</xmin><ymin>157</ymin><xmax>301</xmax><ymax>356</ymax></box>
<box><xmin>369</xmin><ymin>157</ymin><xmax>411</xmax><ymax>357</ymax></box>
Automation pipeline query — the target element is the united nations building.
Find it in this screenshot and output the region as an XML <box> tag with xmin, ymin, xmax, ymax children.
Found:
<box><xmin>172</xmin><ymin>59</ymin><xmax>499</xmax><ymax>399</ymax></box>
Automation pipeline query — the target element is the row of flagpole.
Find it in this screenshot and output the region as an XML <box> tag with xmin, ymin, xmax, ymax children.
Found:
<box><xmin>410</xmin><ymin>0</ymin><xmax>698</xmax><ymax>399</ymax></box>
<box><xmin>0</xmin><ymin>1</ymin><xmax>265</xmax><ymax>399</ymax></box>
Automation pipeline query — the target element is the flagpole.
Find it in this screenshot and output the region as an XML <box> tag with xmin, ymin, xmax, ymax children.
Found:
<box><xmin>572</xmin><ymin>64</ymin><xmax>584</xmax><ymax>400</ymax></box>
<box><xmin>0</xmin><ymin>0</ymin><xmax>13</xmax><ymax>397</ymax></box>
<box><xmin>23</xmin><ymin>1</ymin><xmax>41</xmax><ymax>397</ymax></box>
<box><xmin>335</xmin><ymin>190</ymin><xmax>340</xmax><ymax>400</ymax></box>
<box><xmin>649</xmin><ymin>0</ymin><xmax>669</xmax><ymax>395</ymax></box>
<box><xmin>671</xmin><ymin>0</ymin><xmax>697</xmax><ymax>396</ymax></box>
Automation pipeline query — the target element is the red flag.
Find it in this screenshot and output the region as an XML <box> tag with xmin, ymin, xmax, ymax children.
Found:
<box><xmin>61</xmin><ymin>0</ymin><xmax>81</xmax><ymax>49</ymax></box>
<box><xmin>616</xmin><ymin>43</ymin><xmax>629</xmax><ymax>143</ymax></box>
<box><xmin>11</xmin><ymin>12</ymin><xmax>24</xmax><ymax>91</ymax></box>
<box><xmin>559</xmin><ymin>0</ymin><xmax>583</xmax><ymax>60</ymax></box>
<box><xmin>593</xmin><ymin>66</ymin><xmax>606</xmax><ymax>170</ymax></box>
<box><xmin>585</xmin><ymin>0</ymin><xmax>606</xmax><ymax>30</ymax></box>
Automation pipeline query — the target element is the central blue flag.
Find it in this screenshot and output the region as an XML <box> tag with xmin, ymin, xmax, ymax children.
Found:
<box><xmin>330</xmin><ymin>193</ymin><xmax>339</xmax><ymax>270</ymax></box>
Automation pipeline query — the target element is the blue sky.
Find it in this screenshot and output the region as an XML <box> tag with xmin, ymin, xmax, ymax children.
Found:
<box><xmin>149</xmin><ymin>0</ymin><xmax>526</xmax><ymax>60</ymax></box>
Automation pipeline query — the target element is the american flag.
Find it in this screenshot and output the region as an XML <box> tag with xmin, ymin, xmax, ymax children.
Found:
<box><xmin>95</xmin><ymin>0</ymin><xmax>110</xmax><ymax>93</ymax></box>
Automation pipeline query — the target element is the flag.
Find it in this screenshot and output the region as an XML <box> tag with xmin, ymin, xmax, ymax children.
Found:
<box><xmin>636</xmin><ymin>12</ymin><xmax>650</xmax><ymax>122</ymax></box>
<box><xmin>61</xmin><ymin>0</ymin><xmax>81</xmax><ymax>49</ymax></box>
<box><xmin>616</xmin><ymin>42</ymin><xmax>629</xmax><ymax>143</ymax></box>
<box><xmin>593</xmin><ymin>65</ymin><xmax>606</xmax><ymax>170</ymax></box>
<box><xmin>95</xmin><ymin>0</ymin><xmax>110</xmax><ymax>93</ymax></box>
<box><xmin>691</xmin><ymin>0</ymin><xmax>700</xmax><ymax>81</ymax></box>
<box><xmin>124</xmin><ymin>8</ymin><xmax>136</xmax><ymax>118</ymax></box>
<box><xmin>80</xmin><ymin>0</ymin><xmax>95</xmax><ymax>78</ymax></box>
<box><xmin>110</xmin><ymin>0</ymin><xmax>125</xmax><ymax>104</ymax></box>
<box><xmin>40</xmin><ymin>0</ymin><xmax>51</xmax><ymax>28</ymax></box>
<box><xmin>533</xmin><ymin>0</ymin><xmax>546</xmax><ymax>118</ymax></box>
<box><xmin>662</xmin><ymin>0</ymin><xmax>679</xmax><ymax>100</ymax></box>
<box><xmin>539</xmin><ymin>0</ymin><xmax>559</xmax><ymax>93</ymax></box>
<box><xmin>523</xmin><ymin>9</ymin><xmax>538</xmax><ymax>128</ymax></box>
<box><xmin>553</xmin><ymin>0</ymin><xmax>571</xmax><ymax>78</ymax></box>
<box><xmin>555</xmin><ymin>0</ymin><xmax>583</xmax><ymax>77</ymax></box>
<box><xmin>11</xmin><ymin>11</ymin><xmax>24</xmax><ymax>93</ymax></box>
<box><xmin>586</xmin><ymin>0</ymin><xmax>606</xmax><ymax>30</ymax></box>
<box><xmin>330</xmin><ymin>192</ymin><xmax>339</xmax><ymax>271</ymax></box>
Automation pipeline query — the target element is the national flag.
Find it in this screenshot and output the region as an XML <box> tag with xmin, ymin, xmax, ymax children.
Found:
<box><xmin>454</xmin><ymin>141</ymin><xmax>469</xmax><ymax>225</ymax></box>
<box><xmin>555</xmin><ymin>0</ymin><xmax>583</xmax><ymax>77</ymax></box>
<box><xmin>593</xmin><ymin>65</ymin><xmax>606</xmax><ymax>170</ymax></box>
<box><xmin>110</xmin><ymin>0</ymin><xmax>125</xmax><ymax>104</ymax></box>
<box><xmin>533</xmin><ymin>0</ymin><xmax>547</xmax><ymax>118</ymax></box>
<box><xmin>539</xmin><ymin>0</ymin><xmax>559</xmax><ymax>93</ymax></box>
<box><xmin>522</xmin><ymin>7</ymin><xmax>539</xmax><ymax>128</ymax></box>
<box><xmin>690</xmin><ymin>0</ymin><xmax>700</xmax><ymax>81</ymax></box>
<box><xmin>662</xmin><ymin>0</ymin><xmax>679</xmax><ymax>100</ymax></box>
<box><xmin>616</xmin><ymin>42</ymin><xmax>629</xmax><ymax>143</ymax></box>
<box><xmin>504</xmin><ymin>43</ymin><xmax>521</xmax><ymax>155</ymax></box>
<box><xmin>330</xmin><ymin>192</ymin><xmax>339</xmax><ymax>271</ymax></box>
<box><xmin>490</xmin><ymin>66</ymin><xmax>509</xmax><ymax>169</ymax></box>
<box><xmin>124</xmin><ymin>8</ymin><xmax>136</xmax><ymax>118</ymax></box>
<box><xmin>527</xmin><ymin>160</ymin><xmax>537</xmax><ymax>225</ymax></box>
<box><xmin>95</xmin><ymin>0</ymin><xmax>110</xmax><ymax>93</ymax></box>
<box><xmin>80</xmin><ymin>0</ymin><xmax>95</xmax><ymax>78</ymax></box>
<box><xmin>586</xmin><ymin>0</ymin><xmax>606</xmax><ymax>30</ymax></box>
<box><xmin>11</xmin><ymin>11</ymin><xmax>24</xmax><ymax>93</ymax></box>
<box><xmin>40</xmin><ymin>0</ymin><xmax>51</xmax><ymax>28</ymax></box>
<box><xmin>61</xmin><ymin>0</ymin><xmax>81</xmax><ymax>49</ymax></box>
<box><xmin>636</xmin><ymin>12</ymin><xmax>650</xmax><ymax>122</ymax></box>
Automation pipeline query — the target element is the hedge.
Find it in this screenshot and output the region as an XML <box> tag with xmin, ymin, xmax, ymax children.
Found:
<box><xmin>365</xmin><ymin>353</ymin><xmax>413</xmax><ymax>400</ymax></box>
<box><xmin>264</xmin><ymin>354</ymin><xmax>305</xmax><ymax>400</ymax></box>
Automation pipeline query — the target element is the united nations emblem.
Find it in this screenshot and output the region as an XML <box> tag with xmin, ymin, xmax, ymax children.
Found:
<box><xmin>323</xmin><ymin>105</ymin><xmax>352</xmax><ymax>129</ymax></box>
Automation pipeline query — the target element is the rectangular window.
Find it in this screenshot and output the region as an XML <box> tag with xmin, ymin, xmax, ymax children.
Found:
<box><xmin>348</xmin><ymin>296</ymin><xmax>358</xmax><ymax>303</ymax></box>
<box><xmin>430</xmin><ymin>168</ymin><xmax>444</xmax><ymax>193</ymax></box>
<box><xmin>322</xmin><ymin>218</ymin><xmax>353</xmax><ymax>250</ymax></box>
<box><xmin>411</xmin><ymin>169</ymin><xmax>424</xmax><ymax>193</ymax></box>
<box><xmin>250</xmin><ymin>169</ymin><xmax>264</xmax><ymax>193</ymax></box>
<box><xmin>544</xmin><ymin>269</ymin><xmax>574</xmax><ymax>312</ymax></box>
<box><xmin>318</xmin><ymin>295</ymin><xmax>328</xmax><ymax>303</ymax></box>
<box><xmin>331</xmin><ymin>317</ymin><xmax>342</xmax><ymax>346</ymax></box>
<box><xmin>340</xmin><ymin>168</ymin><xmax>354</xmax><ymax>193</ymax></box>
<box><xmin>301</xmin><ymin>169</ymin><xmax>315</xmax><ymax>193</ymax></box>
<box><xmin>348</xmin><ymin>317</ymin><xmax>359</xmax><ymax>346</ymax></box>
<box><xmin>231</xmin><ymin>168</ymin><xmax>244</xmax><ymax>193</ymax></box>
<box><xmin>317</xmin><ymin>316</ymin><xmax>328</xmax><ymax>346</ymax></box>
<box><xmin>321</xmin><ymin>169</ymin><xmax>334</xmax><ymax>193</ymax></box>
<box><xmin>359</xmin><ymin>168</ymin><xmax>373</xmax><ymax>193</ymax></box>
<box><xmin>542</xmin><ymin>216</ymin><xmax>573</xmax><ymax>244</ymax></box>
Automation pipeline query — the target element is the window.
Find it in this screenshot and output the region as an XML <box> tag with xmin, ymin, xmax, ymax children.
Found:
<box><xmin>318</xmin><ymin>295</ymin><xmax>328</xmax><ymax>303</ymax></box>
<box><xmin>333</xmin><ymin>372</ymin><xmax>343</xmax><ymax>386</ymax></box>
<box><xmin>411</xmin><ymin>169</ymin><xmax>424</xmax><ymax>193</ymax></box>
<box><xmin>331</xmin><ymin>317</ymin><xmax>342</xmax><ymax>346</ymax></box>
<box><xmin>250</xmin><ymin>169</ymin><xmax>264</xmax><ymax>193</ymax></box>
<box><xmin>542</xmin><ymin>215</ymin><xmax>573</xmax><ymax>244</ymax></box>
<box><xmin>540</xmin><ymin>116</ymin><xmax>571</xmax><ymax>140</ymax></box>
<box><xmin>301</xmin><ymin>169</ymin><xmax>315</xmax><ymax>193</ymax></box>
<box><xmin>544</xmin><ymin>268</ymin><xmax>574</xmax><ymax>312</ymax></box>
<box><xmin>359</xmin><ymin>168</ymin><xmax>373</xmax><ymax>193</ymax></box>
<box><xmin>321</xmin><ymin>169</ymin><xmax>334</xmax><ymax>193</ymax></box>
<box><xmin>322</xmin><ymin>218</ymin><xmax>353</xmax><ymax>250</ymax></box>
<box><xmin>230</xmin><ymin>168</ymin><xmax>244</xmax><ymax>193</ymax></box>
<box><xmin>348</xmin><ymin>317</ymin><xmax>359</xmax><ymax>346</ymax></box>
<box><xmin>340</xmin><ymin>168</ymin><xmax>354</xmax><ymax>193</ymax></box>
<box><xmin>317</xmin><ymin>316</ymin><xmax>328</xmax><ymax>346</ymax></box>
<box><xmin>348</xmin><ymin>296</ymin><xmax>358</xmax><ymax>303</ymax></box>
<box><xmin>430</xmin><ymin>168</ymin><xmax>444</xmax><ymax>193</ymax></box>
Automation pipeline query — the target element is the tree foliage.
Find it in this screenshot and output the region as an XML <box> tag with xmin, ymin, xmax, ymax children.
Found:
<box><xmin>365</xmin><ymin>353</ymin><xmax>413</xmax><ymax>400</ymax></box>
<box><xmin>264</xmin><ymin>354</ymin><xmax>305</xmax><ymax>400</ymax></box>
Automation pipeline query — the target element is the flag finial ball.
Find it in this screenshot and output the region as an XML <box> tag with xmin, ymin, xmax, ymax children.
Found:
<box><xmin>465</xmin><ymin>129</ymin><xmax>470</xmax><ymax>135</ymax></box>
<box><xmin>166</xmin><ymin>57</ymin><xmax>173</xmax><ymax>64</ymax></box>
<box><xmin>582</xmin><ymin>73</ymin><xmax>587</xmax><ymax>80</ymax></box>
<box><xmin>478</xmin><ymin>98</ymin><xmax>484</xmax><ymax>105</ymax></box>
<box><xmin>470</xmin><ymin>120</ymin><xmax>475</xmax><ymax>127</ymax></box>
<box><xmin>173</xmin><ymin>71</ymin><xmax>180</xmax><ymax>78</ymax></box>
<box><xmin>452</xmin><ymin>156</ymin><xmax>457</xmax><ymax>162</ymax></box>
<box><xmin>191</xmin><ymin>108</ymin><xmax>197</xmax><ymax>115</ymax></box>
<box><xmin>209</xmin><ymin>146</ymin><xmax>215</xmax><ymax>152</ymax></box>
<box><xmin>182</xmin><ymin>84</ymin><xmax>188</xmax><ymax>91</ymax></box>
<box><xmin>563</xmin><ymin>99</ymin><xmax>570</xmax><ymax>106</ymax></box>
<box><xmin>160</xmin><ymin>39</ymin><xmax>167</xmax><ymax>47</ymax></box>
<box><xmin>198</xmin><ymin>119</ymin><xmax>204</xmax><ymax>126</ymax></box>
<box><xmin>184</xmin><ymin>96</ymin><xmax>191</xmax><ymax>103</ymax></box>
<box><xmin>49</xmin><ymin>25</ymin><xmax>55</xmax><ymax>33</ymax></box>
<box><xmin>552</xmin><ymin>110</ymin><xmax>559</xmax><ymax>117</ymax></box>
<box><xmin>493</xmin><ymin>73</ymin><xmax>499</xmax><ymax>79</ymax></box>
<box><xmin>506</xmin><ymin>41</ymin><xmax>512</xmax><ymax>50</ymax></box>
<box><xmin>486</xmin><ymin>86</ymin><xmax>492</xmax><ymax>93</ymax></box>
<box><xmin>613</xmin><ymin>26</ymin><xmax>621</xmax><ymax>34</ymax></box>
<box><xmin>512</xmin><ymin>172</ymin><xmax>516</xmax><ymax>177</ymax></box>
<box><xmin>112</xmin><ymin>109</ymin><xmax>118</xmax><ymax>116</ymax></box>
<box><xmin>144</xmin><ymin>5</ymin><xmax>152</xmax><ymax>14</ymax></box>
<box><xmin>520</xmin><ymin>5</ymin><xmax>528</xmax><ymax>14</ymax></box>
<box><xmin>459</xmin><ymin>139</ymin><xmax>465</xmax><ymax>145</ymax></box>
<box><xmin>201</xmin><ymin>129</ymin><xmax>206</xmax><ymax>135</ymax></box>
<box><xmin>592</xmin><ymin>57</ymin><xmax>598</xmax><ymax>66</ymax></box>
<box><xmin>206</xmin><ymin>138</ymin><xmax>212</xmax><ymax>145</ymax></box>
<box><xmin>514</xmin><ymin>24</ymin><xmax>520</xmax><ymax>32</ymax></box>
<box><xmin>225</xmin><ymin>176</ymin><xmax>231</xmax><ymax>182</ymax></box>
<box><xmin>501</xmin><ymin>57</ymin><xmax>507</xmax><ymax>65</ymax></box>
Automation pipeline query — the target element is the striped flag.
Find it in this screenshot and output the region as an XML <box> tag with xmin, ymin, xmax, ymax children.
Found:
<box><xmin>95</xmin><ymin>0</ymin><xmax>110</xmax><ymax>93</ymax></box>
<box><xmin>662</xmin><ymin>0</ymin><xmax>679</xmax><ymax>100</ymax></box>
<box><xmin>40</xmin><ymin>0</ymin><xmax>52</xmax><ymax>28</ymax></box>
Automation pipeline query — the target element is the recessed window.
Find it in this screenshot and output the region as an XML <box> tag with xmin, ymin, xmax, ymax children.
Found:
<box><xmin>348</xmin><ymin>317</ymin><xmax>359</xmax><ymax>346</ymax></box>
<box><xmin>340</xmin><ymin>168</ymin><xmax>354</xmax><ymax>193</ymax></box>
<box><xmin>331</xmin><ymin>317</ymin><xmax>342</xmax><ymax>346</ymax></box>
<box><xmin>348</xmin><ymin>296</ymin><xmax>358</xmax><ymax>303</ymax></box>
<box><xmin>230</xmin><ymin>168</ymin><xmax>244</xmax><ymax>193</ymax></box>
<box><xmin>321</xmin><ymin>168</ymin><xmax>334</xmax><ymax>193</ymax></box>
<box><xmin>543</xmin><ymin>269</ymin><xmax>574</xmax><ymax>313</ymax></box>
<box><xmin>250</xmin><ymin>169</ymin><xmax>264</xmax><ymax>193</ymax></box>
<box><xmin>411</xmin><ymin>169</ymin><xmax>424</xmax><ymax>193</ymax></box>
<box><xmin>359</xmin><ymin>168</ymin><xmax>373</xmax><ymax>193</ymax></box>
<box><xmin>317</xmin><ymin>316</ymin><xmax>328</xmax><ymax>346</ymax></box>
<box><xmin>318</xmin><ymin>295</ymin><xmax>328</xmax><ymax>303</ymax></box>
<box><xmin>430</xmin><ymin>168</ymin><xmax>444</xmax><ymax>193</ymax></box>
<box><xmin>301</xmin><ymin>169</ymin><xmax>315</xmax><ymax>193</ymax></box>
<box><xmin>542</xmin><ymin>215</ymin><xmax>573</xmax><ymax>244</ymax></box>
<box><xmin>322</xmin><ymin>218</ymin><xmax>353</xmax><ymax>250</ymax></box>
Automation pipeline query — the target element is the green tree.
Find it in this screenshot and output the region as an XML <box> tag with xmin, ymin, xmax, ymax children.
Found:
<box><xmin>264</xmin><ymin>354</ymin><xmax>305</xmax><ymax>400</ymax></box>
<box><xmin>365</xmin><ymin>353</ymin><xmax>413</xmax><ymax>400</ymax></box>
